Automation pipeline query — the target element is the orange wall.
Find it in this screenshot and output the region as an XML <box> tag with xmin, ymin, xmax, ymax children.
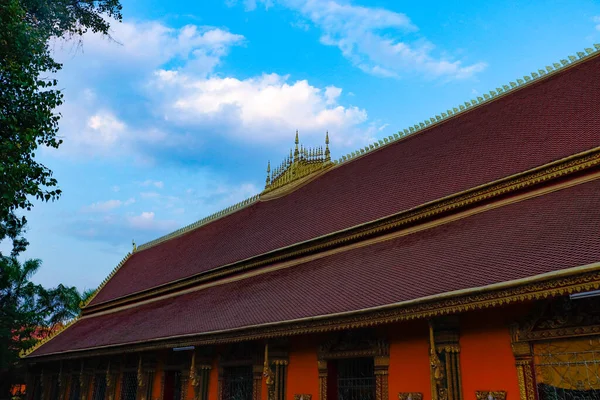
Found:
<box><xmin>207</xmin><ymin>357</ymin><xmax>219</xmax><ymax>400</ymax></box>
<box><xmin>286</xmin><ymin>336</ymin><xmax>320</xmax><ymax>400</ymax></box>
<box><xmin>152</xmin><ymin>359</ymin><xmax>163</xmax><ymax>400</ymax></box>
<box><xmin>384</xmin><ymin>321</ymin><xmax>432</xmax><ymax>399</ymax></box>
<box><xmin>459</xmin><ymin>309</ymin><xmax>521</xmax><ymax>399</ymax></box>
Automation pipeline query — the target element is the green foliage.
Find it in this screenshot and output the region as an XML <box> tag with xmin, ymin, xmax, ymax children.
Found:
<box><xmin>0</xmin><ymin>0</ymin><xmax>122</xmax><ymax>256</ymax></box>
<box><xmin>0</xmin><ymin>0</ymin><xmax>122</xmax><ymax>395</ymax></box>
<box><xmin>0</xmin><ymin>257</ymin><xmax>90</xmax><ymax>382</ymax></box>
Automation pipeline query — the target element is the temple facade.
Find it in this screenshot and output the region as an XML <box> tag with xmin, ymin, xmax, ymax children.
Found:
<box><xmin>22</xmin><ymin>44</ymin><xmax>600</xmax><ymax>400</ymax></box>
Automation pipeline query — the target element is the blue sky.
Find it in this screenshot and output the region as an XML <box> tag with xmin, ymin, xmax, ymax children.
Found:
<box><xmin>8</xmin><ymin>0</ymin><xmax>600</xmax><ymax>291</ymax></box>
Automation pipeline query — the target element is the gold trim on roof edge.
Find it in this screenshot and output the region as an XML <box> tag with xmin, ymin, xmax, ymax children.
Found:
<box><xmin>83</xmin><ymin>146</ymin><xmax>600</xmax><ymax>313</ymax></box>
<box><xmin>80</xmin><ymin>252</ymin><xmax>132</xmax><ymax>309</ymax></box>
<box><xmin>20</xmin><ymin>252</ymin><xmax>134</xmax><ymax>358</ymax></box>
<box><xmin>23</xmin><ymin>266</ymin><xmax>600</xmax><ymax>360</ymax></box>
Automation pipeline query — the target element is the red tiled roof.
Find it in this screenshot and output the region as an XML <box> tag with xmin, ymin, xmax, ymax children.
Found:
<box><xmin>89</xmin><ymin>54</ymin><xmax>600</xmax><ymax>306</ymax></box>
<box><xmin>32</xmin><ymin>177</ymin><xmax>600</xmax><ymax>356</ymax></box>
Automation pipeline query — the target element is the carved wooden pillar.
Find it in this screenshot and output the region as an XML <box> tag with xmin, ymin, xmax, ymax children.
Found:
<box><xmin>106</xmin><ymin>362</ymin><xmax>118</xmax><ymax>400</ymax></box>
<box><xmin>80</xmin><ymin>364</ymin><xmax>90</xmax><ymax>400</ymax></box>
<box><xmin>510</xmin><ymin>326</ymin><xmax>536</xmax><ymax>400</ymax></box>
<box><xmin>189</xmin><ymin>351</ymin><xmax>212</xmax><ymax>400</ymax></box>
<box><xmin>374</xmin><ymin>356</ymin><xmax>389</xmax><ymax>400</ymax></box>
<box><xmin>429</xmin><ymin>319</ymin><xmax>463</xmax><ymax>400</ymax></box>
<box><xmin>58</xmin><ymin>363</ymin><xmax>67</xmax><ymax>400</ymax></box>
<box><xmin>317</xmin><ymin>360</ymin><xmax>327</xmax><ymax>400</ymax></box>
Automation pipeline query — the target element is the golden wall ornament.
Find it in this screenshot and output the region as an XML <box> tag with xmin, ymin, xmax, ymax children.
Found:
<box><xmin>398</xmin><ymin>393</ymin><xmax>422</xmax><ymax>400</ymax></box>
<box><xmin>475</xmin><ymin>391</ymin><xmax>506</xmax><ymax>400</ymax></box>
<box><xmin>294</xmin><ymin>395</ymin><xmax>312</xmax><ymax>400</ymax></box>
<box><xmin>263</xmin><ymin>343</ymin><xmax>275</xmax><ymax>400</ymax></box>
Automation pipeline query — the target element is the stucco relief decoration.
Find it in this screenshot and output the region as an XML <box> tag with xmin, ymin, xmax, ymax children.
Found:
<box><xmin>294</xmin><ymin>395</ymin><xmax>312</xmax><ymax>400</ymax></box>
<box><xmin>475</xmin><ymin>391</ymin><xmax>506</xmax><ymax>400</ymax></box>
<box><xmin>398</xmin><ymin>393</ymin><xmax>423</xmax><ymax>400</ymax></box>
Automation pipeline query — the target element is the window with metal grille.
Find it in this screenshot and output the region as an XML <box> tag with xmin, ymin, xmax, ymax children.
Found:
<box><xmin>92</xmin><ymin>375</ymin><xmax>107</xmax><ymax>400</ymax></box>
<box><xmin>120</xmin><ymin>373</ymin><xmax>137</xmax><ymax>400</ymax></box>
<box><xmin>221</xmin><ymin>366</ymin><xmax>253</xmax><ymax>400</ymax></box>
<box><xmin>69</xmin><ymin>375</ymin><xmax>81</xmax><ymax>400</ymax></box>
<box><xmin>334</xmin><ymin>358</ymin><xmax>375</xmax><ymax>400</ymax></box>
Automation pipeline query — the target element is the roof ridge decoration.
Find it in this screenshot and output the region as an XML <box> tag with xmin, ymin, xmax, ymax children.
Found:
<box><xmin>20</xmin><ymin>317</ymin><xmax>79</xmax><ymax>358</ymax></box>
<box><xmin>331</xmin><ymin>43</ymin><xmax>600</xmax><ymax>166</ymax></box>
<box><xmin>263</xmin><ymin>131</ymin><xmax>333</xmax><ymax>194</ymax></box>
<box><xmin>81</xmin><ymin>252</ymin><xmax>132</xmax><ymax>309</ymax></box>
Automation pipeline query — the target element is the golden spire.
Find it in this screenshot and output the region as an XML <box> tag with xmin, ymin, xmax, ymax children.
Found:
<box><xmin>294</xmin><ymin>130</ymin><xmax>299</xmax><ymax>162</ymax></box>
<box><xmin>265</xmin><ymin>161</ymin><xmax>271</xmax><ymax>188</ymax></box>
<box><xmin>325</xmin><ymin>132</ymin><xmax>331</xmax><ymax>162</ymax></box>
<box><xmin>132</xmin><ymin>240</ymin><xmax>137</xmax><ymax>252</ymax></box>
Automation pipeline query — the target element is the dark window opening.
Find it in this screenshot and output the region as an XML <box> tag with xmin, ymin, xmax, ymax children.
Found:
<box><xmin>328</xmin><ymin>358</ymin><xmax>375</xmax><ymax>400</ymax></box>
<box><xmin>221</xmin><ymin>366</ymin><xmax>253</xmax><ymax>400</ymax></box>
<box><xmin>49</xmin><ymin>376</ymin><xmax>60</xmax><ymax>400</ymax></box>
<box><xmin>93</xmin><ymin>375</ymin><xmax>107</xmax><ymax>400</ymax></box>
<box><xmin>163</xmin><ymin>371</ymin><xmax>182</xmax><ymax>400</ymax></box>
<box><xmin>120</xmin><ymin>373</ymin><xmax>137</xmax><ymax>400</ymax></box>
<box><xmin>69</xmin><ymin>376</ymin><xmax>81</xmax><ymax>400</ymax></box>
<box><xmin>32</xmin><ymin>376</ymin><xmax>42</xmax><ymax>400</ymax></box>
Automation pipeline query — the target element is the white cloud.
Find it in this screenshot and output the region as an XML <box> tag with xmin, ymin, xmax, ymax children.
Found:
<box><xmin>127</xmin><ymin>211</ymin><xmax>177</xmax><ymax>231</ymax></box>
<box><xmin>140</xmin><ymin>192</ymin><xmax>161</xmax><ymax>199</ymax></box>
<box><xmin>594</xmin><ymin>16</ymin><xmax>600</xmax><ymax>31</ymax></box>
<box><xmin>49</xmin><ymin>16</ymin><xmax>377</xmax><ymax>161</ymax></box>
<box><xmin>244</xmin><ymin>0</ymin><xmax>486</xmax><ymax>79</ymax></box>
<box><xmin>141</xmin><ymin>180</ymin><xmax>164</xmax><ymax>189</ymax></box>
<box><xmin>82</xmin><ymin>200</ymin><xmax>123</xmax><ymax>213</ymax></box>
<box><xmin>54</xmin><ymin>21</ymin><xmax>245</xmax><ymax>77</ymax></box>
<box><xmin>151</xmin><ymin>71</ymin><xmax>369</xmax><ymax>144</ymax></box>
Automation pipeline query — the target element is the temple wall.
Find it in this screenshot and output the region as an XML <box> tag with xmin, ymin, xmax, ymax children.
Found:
<box><xmin>385</xmin><ymin>321</ymin><xmax>432</xmax><ymax>398</ymax></box>
<box><xmin>207</xmin><ymin>358</ymin><xmax>218</xmax><ymax>400</ymax></box>
<box><xmin>286</xmin><ymin>336</ymin><xmax>320</xmax><ymax>400</ymax></box>
<box><xmin>152</xmin><ymin>359</ymin><xmax>163</xmax><ymax>400</ymax></box>
<box><xmin>459</xmin><ymin>308</ymin><xmax>522</xmax><ymax>399</ymax></box>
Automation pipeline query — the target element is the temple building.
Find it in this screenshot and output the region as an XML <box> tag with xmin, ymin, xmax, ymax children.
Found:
<box><xmin>22</xmin><ymin>45</ymin><xmax>600</xmax><ymax>400</ymax></box>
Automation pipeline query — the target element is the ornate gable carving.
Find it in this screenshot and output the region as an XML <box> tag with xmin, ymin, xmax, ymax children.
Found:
<box><xmin>516</xmin><ymin>296</ymin><xmax>600</xmax><ymax>341</ymax></box>
<box><xmin>263</xmin><ymin>131</ymin><xmax>333</xmax><ymax>195</ymax></box>
<box><xmin>318</xmin><ymin>330</ymin><xmax>388</xmax><ymax>360</ymax></box>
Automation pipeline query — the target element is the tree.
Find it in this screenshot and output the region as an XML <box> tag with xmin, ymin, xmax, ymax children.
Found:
<box><xmin>0</xmin><ymin>0</ymin><xmax>122</xmax><ymax>256</ymax></box>
<box><xmin>0</xmin><ymin>256</ymin><xmax>92</xmax><ymax>398</ymax></box>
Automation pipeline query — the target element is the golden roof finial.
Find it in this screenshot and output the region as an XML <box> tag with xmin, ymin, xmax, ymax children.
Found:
<box><xmin>325</xmin><ymin>132</ymin><xmax>331</xmax><ymax>162</ymax></box>
<box><xmin>294</xmin><ymin>130</ymin><xmax>300</xmax><ymax>162</ymax></box>
<box><xmin>132</xmin><ymin>240</ymin><xmax>137</xmax><ymax>252</ymax></box>
<box><xmin>262</xmin><ymin>130</ymin><xmax>334</xmax><ymax>194</ymax></box>
<box><xmin>265</xmin><ymin>161</ymin><xmax>271</xmax><ymax>188</ymax></box>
